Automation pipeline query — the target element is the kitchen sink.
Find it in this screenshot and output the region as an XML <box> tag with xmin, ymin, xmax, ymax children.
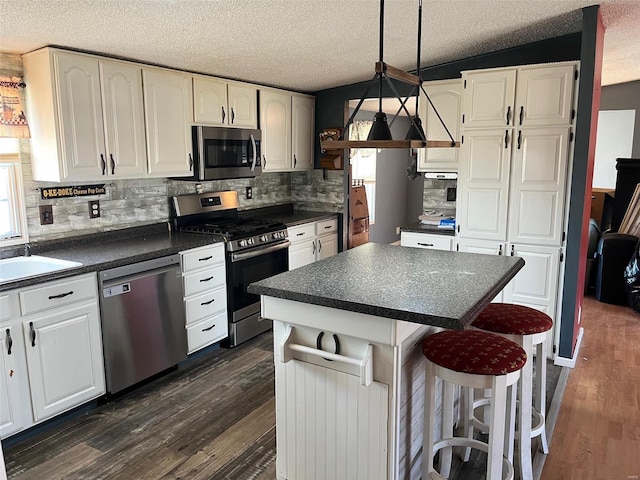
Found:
<box><xmin>0</xmin><ymin>255</ymin><xmax>83</xmax><ymax>282</ymax></box>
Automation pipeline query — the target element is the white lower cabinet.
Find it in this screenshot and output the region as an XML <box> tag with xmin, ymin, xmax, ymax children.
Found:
<box><xmin>0</xmin><ymin>272</ymin><xmax>106</xmax><ymax>438</ymax></box>
<box><xmin>400</xmin><ymin>231</ymin><xmax>453</xmax><ymax>251</ymax></box>
<box><xmin>180</xmin><ymin>243</ymin><xmax>228</xmax><ymax>354</ymax></box>
<box><xmin>288</xmin><ymin>218</ymin><xmax>338</xmax><ymax>270</ymax></box>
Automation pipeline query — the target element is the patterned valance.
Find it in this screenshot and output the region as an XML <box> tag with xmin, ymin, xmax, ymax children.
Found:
<box><xmin>1</xmin><ymin>77</ymin><xmax>30</xmax><ymax>138</ymax></box>
<box><xmin>348</xmin><ymin>120</ymin><xmax>375</xmax><ymax>158</ymax></box>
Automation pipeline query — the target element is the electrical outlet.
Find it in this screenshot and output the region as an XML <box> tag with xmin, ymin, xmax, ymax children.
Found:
<box><xmin>396</xmin><ymin>226</ymin><xmax>401</xmax><ymax>235</ymax></box>
<box><xmin>246</xmin><ymin>186</ymin><xmax>253</xmax><ymax>199</ymax></box>
<box><xmin>39</xmin><ymin>205</ymin><xmax>53</xmax><ymax>225</ymax></box>
<box><xmin>88</xmin><ymin>200</ymin><xmax>101</xmax><ymax>218</ymax></box>
<box><xmin>446</xmin><ymin>187</ymin><xmax>457</xmax><ymax>202</ymax></box>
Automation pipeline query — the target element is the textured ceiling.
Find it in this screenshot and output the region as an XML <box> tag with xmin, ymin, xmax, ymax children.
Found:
<box><xmin>0</xmin><ymin>0</ymin><xmax>639</xmax><ymax>92</ymax></box>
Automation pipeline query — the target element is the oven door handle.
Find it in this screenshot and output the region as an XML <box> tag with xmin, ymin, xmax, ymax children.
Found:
<box><xmin>250</xmin><ymin>134</ymin><xmax>257</xmax><ymax>172</ymax></box>
<box><xmin>231</xmin><ymin>240</ymin><xmax>291</xmax><ymax>262</ymax></box>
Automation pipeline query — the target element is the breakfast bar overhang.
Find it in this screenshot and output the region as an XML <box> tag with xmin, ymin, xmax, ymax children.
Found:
<box><xmin>248</xmin><ymin>243</ymin><xmax>524</xmax><ymax>480</ymax></box>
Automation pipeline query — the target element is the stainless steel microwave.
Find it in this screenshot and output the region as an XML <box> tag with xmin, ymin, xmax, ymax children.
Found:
<box><xmin>189</xmin><ymin>126</ymin><xmax>261</xmax><ymax>181</ymax></box>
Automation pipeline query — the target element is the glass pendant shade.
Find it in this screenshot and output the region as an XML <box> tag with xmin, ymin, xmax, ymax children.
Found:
<box><xmin>405</xmin><ymin>116</ymin><xmax>425</xmax><ymax>141</ymax></box>
<box><xmin>367</xmin><ymin>112</ymin><xmax>393</xmax><ymax>141</ymax></box>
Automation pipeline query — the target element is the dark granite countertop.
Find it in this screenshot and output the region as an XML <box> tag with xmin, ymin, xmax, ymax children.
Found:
<box><xmin>248</xmin><ymin>243</ymin><xmax>524</xmax><ymax>330</ymax></box>
<box><xmin>401</xmin><ymin>222</ymin><xmax>455</xmax><ymax>236</ymax></box>
<box><xmin>0</xmin><ymin>226</ymin><xmax>221</xmax><ymax>292</ymax></box>
<box><xmin>241</xmin><ymin>205</ymin><xmax>337</xmax><ymax>227</ymax></box>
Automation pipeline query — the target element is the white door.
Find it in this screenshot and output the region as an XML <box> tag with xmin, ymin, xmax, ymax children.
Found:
<box><xmin>462</xmin><ymin>69</ymin><xmax>516</xmax><ymax>128</ymax></box>
<box><xmin>143</xmin><ymin>69</ymin><xmax>193</xmax><ymax>176</ymax></box>
<box><xmin>514</xmin><ymin>65</ymin><xmax>575</xmax><ymax>127</ymax></box>
<box><xmin>456</xmin><ymin>238</ymin><xmax>507</xmax><ymax>302</ymax></box>
<box><xmin>193</xmin><ymin>76</ymin><xmax>227</xmax><ymax>125</ymax></box>
<box><xmin>418</xmin><ymin>79</ymin><xmax>462</xmax><ymax>172</ymax></box>
<box><xmin>0</xmin><ymin>325</ymin><xmax>32</xmax><ymax>438</ymax></box>
<box><xmin>54</xmin><ymin>52</ymin><xmax>105</xmax><ymax>179</ymax></box>
<box><xmin>292</xmin><ymin>95</ymin><xmax>315</xmax><ymax>170</ymax></box>
<box><xmin>289</xmin><ymin>240</ymin><xmax>316</xmax><ymax>270</ymax></box>
<box><xmin>503</xmin><ymin>244</ymin><xmax>561</xmax><ymax>318</ymax></box>
<box><xmin>100</xmin><ymin>60</ymin><xmax>147</xmax><ymax>178</ymax></box>
<box><xmin>23</xmin><ymin>304</ymin><xmax>105</xmax><ymax>422</ymax></box>
<box><xmin>228</xmin><ymin>83</ymin><xmax>258</xmax><ymax>128</ymax></box>
<box><xmin>457</xmin><ymin>129</ymin><xmax>512</xmax><ymax>241</ymax></box>
<box><xmin>317</xmin><ymin>235</ymin><xmax>338</xmax><ymax>260</ymax></box>
<box><xmin>260</xmin><ymin>90</ymin><xmax>292</xmax><ymax>172</ymax></box>
<box><xmin>508</xmin><ymin>127</ymin><xmax>570</xmax><ymax>246</ymax></box>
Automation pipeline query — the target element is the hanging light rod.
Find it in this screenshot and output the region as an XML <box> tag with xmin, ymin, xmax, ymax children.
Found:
<box><xmin>320</xmin><ymin>0</ymin><xmax>459</xmax><ymax>152</ymax></box>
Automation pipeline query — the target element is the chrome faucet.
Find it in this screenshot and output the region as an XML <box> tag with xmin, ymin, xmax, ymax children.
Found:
<box><xmin>24</xmin><ymin>243</ymin><xmax>31</xmax><ymax>257</ymax></box>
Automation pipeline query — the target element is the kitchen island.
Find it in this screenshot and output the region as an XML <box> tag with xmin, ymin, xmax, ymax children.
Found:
<box><xmin>248</xmin><ymin>243</ymin><xmax>524</xmax><ymax>480</ymax></box>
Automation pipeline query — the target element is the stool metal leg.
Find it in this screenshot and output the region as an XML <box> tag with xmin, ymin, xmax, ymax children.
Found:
<box><xmin>422</xmin><ymin>360</ymin><xmax>437</xmax><ymax>480</ymax></box>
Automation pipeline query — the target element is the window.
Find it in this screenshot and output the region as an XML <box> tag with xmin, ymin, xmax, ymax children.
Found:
<box><xmin>349</xmin><ymin>120</ymin><xmax>377</xmax><ymax>224</ymax></box>
<box><xmin>0</xmin><ymin>139</ymin><xmax>28</xmax><ymax>246</ymax></box>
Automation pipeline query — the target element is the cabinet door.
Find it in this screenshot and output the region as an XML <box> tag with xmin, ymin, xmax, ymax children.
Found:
<box><xmin>289</xmin><ymin>239</ymin><xmax>316</xmax><ymax>270</ymax></box>
<box><xmin>143</xmin><ymin>69</ymin><xmax>193</xmax><ymax>176</ymax></box>
<box><xmin>100</xmin><ymin>61</ymin><xmax>147</xmax><ymax>177</ymax></box>
<box><xmin>292</xmin><ymin>95</ymin><xmax>315</xmax><ymax>170</ymax></box>
<box><xmin>228</xmin><ymin>83</ymin><xmax>258</xmax><ymax>128</ymax></box>
<box><xmin>317</xmin><ymin>234</ymin><xmax>338</xmax><ymax>260</ymax></box>
<box><xmin>456</xmin><ymin>238</ymin><xmax>506</xmax><ymax>302</ymax></box>
<box><xmin>508</xmin><ymin>127</ymin><xmax>569</xmax><ymax>246</ymax></box>
<box><xmin>193</xmin><ymin>76</ymin><xmax>227</xmax><ymax>125</ymax></box>
<box><xmin>0</xmin><ymin>325</ymin><xmax>32</xmax><ymax>438</ymax></box>
<box><xmin>54</xmin><ymin>52</ymin><xmax>106</xmax><ymax>179</ymax></box>
<box><xmin>503</xmin><ymin>244</ymin><xmax>560</xmax><ymax>318</ymax></box>
<box><xmin>260</xmin><ymin>90</ymin><xmax>292</xmax><ymax>172</ymax></box>
<box><xmin>457</xmin><ymin>129</ymin><xmax>512</xmax><ymax>241</ymax></box>
<box><xmin>462</xmin><ymin>69</ymin><xmax>516</xmax><ymax>128</ymax></box>
<box><xmin>23</xmin><ymin>303</ymin><xmax>105</xmax><ymax>422</ymax></box>
<box><xmin>417</xmin><ymin>80</ymin><xmax>462</xmax><ymax>172</ymax></box>
<box><xmin>514</xmin><ymin>65</ymin><xmax>575</xmax><ymax>127</ymax></box>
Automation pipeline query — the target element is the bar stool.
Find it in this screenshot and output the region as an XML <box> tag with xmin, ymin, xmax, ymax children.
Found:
<box><xmin>469</xmin><ymin>303</ymin><xmax>553</xmax><ymax>480</ymax></box>
<box><xmin>421</xmin><ymin>329</ymin><xmax>527</xmax><ymax>480</ymax></box>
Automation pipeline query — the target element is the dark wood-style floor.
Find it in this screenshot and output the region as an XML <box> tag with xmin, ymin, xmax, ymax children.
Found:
<box><xmin>4</xmin><ymin>323</ymin><xmax>563</xmax><ymax>480</ymax></box>
<box><xmin>541</xmin><ymin>296</ymin><xmax>640</xmax><ymax>480</ymax></box>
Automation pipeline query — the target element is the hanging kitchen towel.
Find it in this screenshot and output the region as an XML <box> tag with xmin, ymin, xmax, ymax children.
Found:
<box><xmin>0</xmin><ymin>77</ymin><xmax>30</xmax><ymax>138</ymax></box>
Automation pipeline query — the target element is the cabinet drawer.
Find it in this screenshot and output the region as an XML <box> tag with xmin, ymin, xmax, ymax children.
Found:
<box><xmin>181</xmin><ymin>244</ymin><xmax>224</xmax><ymax>273</ymax></box>
<box><xmin>186</xmin><ymin>312</ymin><xmax>228</xmax><ymax>354</ymax></box>
<box><xmin>400</xmin><ymin>232</ymin><xmax>452</xmax><ymax>251</ymax></box>
<box><xmin>185</xmin><ymin>286</ymin><xmax>227</xmax><ymax>325</ymax></box>
<box><xmin>183</xmin><ymin>264</ymin><xmax>226</xmax><ymax>297</ymax></box>
<box><xmin>288</xmin><ymin>223</ymin><xmax>315</xmax><ymax>243</ymax></box>
<box><xmin>0</xmin><ymin>294</ymin><xmax>10</xmax><ymax>322</ymax></box>
<box><xmin>19</xmin><ymin>274</ymin><xmax>97</xmax><ymax>316</ymax></box>
<box><xmin>316</xmin><ymin>218</ymin><xmax>337</xmax><ymax>235</ymax></box>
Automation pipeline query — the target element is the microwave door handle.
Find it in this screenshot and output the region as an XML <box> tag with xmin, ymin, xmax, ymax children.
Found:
<box><xmin>250</xmin><ymin>134</ymin><xmax>257</xmax><ymax>171</ymax></box>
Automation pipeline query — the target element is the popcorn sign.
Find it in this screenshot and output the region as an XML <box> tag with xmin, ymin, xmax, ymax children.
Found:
<box><xmin>41</xmin><ymin>184</ymin><xmax>106</xmax><ymax>199</ymax></box>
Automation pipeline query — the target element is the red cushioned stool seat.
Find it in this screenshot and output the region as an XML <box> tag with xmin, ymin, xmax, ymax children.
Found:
<box><xmin>422</xmin><ymin>329</ymin><xmax>527</xmax><ymax>375</ymax></box>
<box><xmin>473</xmin><ymin>303</ymin><xmax>553</xmax><ymax>335</ymax></box>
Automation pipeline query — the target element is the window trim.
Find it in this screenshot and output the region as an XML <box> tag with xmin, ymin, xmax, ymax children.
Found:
<box><xmin>0</xmin><ymin>153</ymin><xmax>29</xmax><ymax>247</ymax></box>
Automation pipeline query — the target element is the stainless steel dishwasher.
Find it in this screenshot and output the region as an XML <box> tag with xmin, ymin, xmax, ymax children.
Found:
<box><xmin>99</xmin><ymin>254</ymin><xmax>187</xmax><ymax>394</ymax></box>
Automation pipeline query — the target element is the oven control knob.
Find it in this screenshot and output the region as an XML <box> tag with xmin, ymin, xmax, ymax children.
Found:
<box><xmin>272</xmin><ymin>232</ymin><xmax>278</xmax><ymax>239</ymax></box>
<box><xmin>260</xmin><ymin>235</ymin><xmax>267</xmax><ymax>242</ymax></box>
<box><xmin>248</xmin><ymin>238</ymin><xmax>254</xmax><ymax>245</ymax></box>
<box><xmin>239</xmin><ymin>240</ymin><xmax>247</xmax><ymax>247</ymax></box>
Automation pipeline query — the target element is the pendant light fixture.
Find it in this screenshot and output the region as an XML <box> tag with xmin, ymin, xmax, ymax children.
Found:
<box><xmin>319</xmin><ymin>0</ymin><xmax>459</xmax><ymax>152</ymax></box>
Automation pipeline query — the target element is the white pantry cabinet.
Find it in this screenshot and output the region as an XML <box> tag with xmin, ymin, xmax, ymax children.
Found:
<box><xmin>23</xmin><ymin>49</ymin><xmax>148</xmax><ymax>181</ymax></box>
<box><xmin>400</xmin><ymin>231</ymin><xmax>453</xmax><ymax>251</ymax></box>
<box><xmin>417</xmin><ymin>79</ymin><xmax>463</xmax><ymax>172</ymax></box>
<box><xmin>260</xmin><ymin>89</ymin><xmax>315</xmax><ymax>172</ymax></box>
<box><xmin>288</xmin><ymin>218</ymin><xmax>338</xmax><ymax>270</ymax></box>
<box><xmin>0</xmin><ymin>273</ymin><xmax>106</xmax><ymax>438</ymax></box>
<box><xmin>143</xmin><ymin>68</ymin><xmax>194</xmax><ymax>177</ymax></box>
<box><xmin>180</xmin><ymin>243</ymin><xmax>228</xmax><ymax>353</ymax></box>
<box><xmin>456</xmin><ymin>238</ymin><xmax>506</xmax><ymax>302</ymax></box>
<box><xmin>193</xmin><ymin>76</ymin><xmax>258</xmax><ymax>128</ymax></box>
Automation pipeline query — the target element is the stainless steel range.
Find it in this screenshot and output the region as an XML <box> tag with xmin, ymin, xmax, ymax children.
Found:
<box><xmin>172</xmin><ymin>191</ymin><xmax>289</xmax><ymax>347</ymax></box>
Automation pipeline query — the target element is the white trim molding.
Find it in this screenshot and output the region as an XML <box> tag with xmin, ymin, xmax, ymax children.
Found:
<box><xmin>554</xmin><ymin>327</ymin><xmax>584</xmax><ymax>368</ymax></box>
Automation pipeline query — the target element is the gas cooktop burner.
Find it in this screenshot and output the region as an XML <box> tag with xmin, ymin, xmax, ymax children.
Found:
<box><xmin>182</xmin><ymin>218</ymin><xmax>286</xmax><ymax>238</ymax></box>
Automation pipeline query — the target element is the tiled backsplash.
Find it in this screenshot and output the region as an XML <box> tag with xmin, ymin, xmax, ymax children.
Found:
<box><xmin>423</xmin><ymin>179</ymin><xmax>457</xmax><ymax>213</ymax></box>
<box><xmin>291</xmin><ymin>169</ymin><xmax>344</xmax><ymax>213</ymax></box>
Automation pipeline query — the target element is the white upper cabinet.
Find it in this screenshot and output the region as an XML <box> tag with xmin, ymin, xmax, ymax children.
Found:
<box><xmin>417</xmin><ymin>79</ymin><xmax>463</xmax><ymax>172</ymax></box>
<box><xmin>462</xmin><ymin>63</ymin><xmax>576</xmax><ymax>129</ymax></box>
<box><xmin>462</xmin><ymin>69</ymin><xmax>516</xmax><ymax>128</ymax></box>
<box><xmin>507</xmin><ymin>127</ymin><xmax>570</xmax><ymax>245</ymax></box>
<box><xmin>513</xmin><ymin>65</ymin><xmax>575</xmax><ymax>127</ymax></box>
<box><xmin>143</xmin><ymin>68</ymin><xmax>193</xmax><ymax>177</ymax></box>
<box><xmin>23</xmin><ymin>49</ymin><xmax>148</xmax><ymax>181</ymax></box>
<box><xmin>457</xmin><ymin>128</ymin><xmax>512</xmax><ymax>241</ymax></box>
<box><xmin>100</xmin><ymin>60</ymin><xmax>147</xmax><ymax>177</ymax></box>
<box><xmin>193</xmin><ymin>77</ymin><xmax>257</xmax><ymax>128</ymax></box>
<box><xmin>292</xmin><ymin>95</ymin><xmax>315</xmax><ymax>170</ymax></box>
<box><xmin>260</xmin><ymin>89</ymin><xmax>315</xmax><ymax>172</ymax></box>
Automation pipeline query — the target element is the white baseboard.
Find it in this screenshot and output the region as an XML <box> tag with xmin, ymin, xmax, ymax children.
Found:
<box><xmin>554</xmin><ymin>327</ymin><xmax>584</xmax><ymax>368</ymax></box>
